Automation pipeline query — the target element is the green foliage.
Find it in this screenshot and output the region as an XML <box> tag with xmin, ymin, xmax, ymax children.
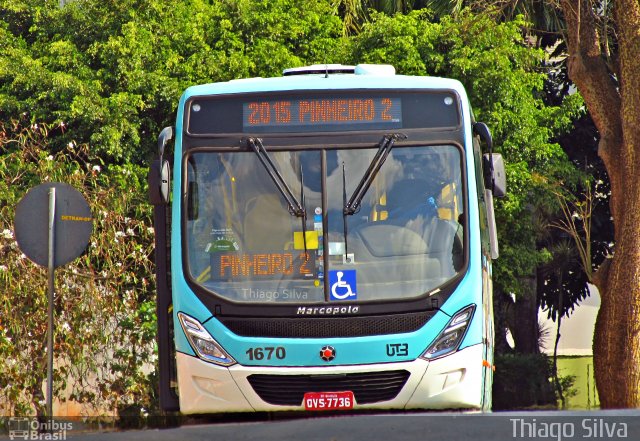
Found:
<box><xmin>493</xmin><ymin>353</ymin><xmax>577</xmax><ymax>410</ymax></box>
<box><xmin>0</xmin><ymin>119</ymin><xmax>157</xmax><ymax>416</ymax></box>
<box><xmin>493</xmin><ymin>353</ymin><xmax>556</xmax><ymax>409</ymax></box>
<box><xmin>0</xmin><ymin>0</ymin><xmax>344</xmax><ymax>163</ymax></box>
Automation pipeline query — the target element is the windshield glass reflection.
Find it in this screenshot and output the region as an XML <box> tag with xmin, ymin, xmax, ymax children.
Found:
<box><xmin>185</xmin><ymin>145</ymin><xmax>464</xmax><ymax>304</ymax></box>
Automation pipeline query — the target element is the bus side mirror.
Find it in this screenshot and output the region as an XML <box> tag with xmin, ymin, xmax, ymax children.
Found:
<box><xmin>158</xmin><ymin>126</ymin><xmax>173</xmax><ymax>159</ymax></box>
<box><xmin>483</xmin><ymin>153</ymin><xmax>506</xmax><ymax>198</ymax></box>
<box><xmin>149</xmin><ymin>159</ymin><xmax>171</xmax><ymax>205</ymax></box>
<box><xmin>149</xmin><ymin>126</ymin><xmax>174</xmax><ymax>205</ymax></box>
<box><xmin>473</xmin><ymin>122</ymin><xmax>492</xmax><ymax>151</ymax></box>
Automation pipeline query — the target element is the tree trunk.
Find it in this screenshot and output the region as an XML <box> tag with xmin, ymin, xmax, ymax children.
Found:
<box><xmin>593</xmin><ymin>206</ymin><xmax>640</xmax><ymax>407</ymax></box>
<box><xmin>559</xmin><ymin>0</ymin><xmax>640</xmax><ymax>408</ymax></box>
<box><xmin>512</xmin><ymin>274</ymin><xmax>539</xmax><ymax>354</ymax></box>
<box><xmin>493</xmin><ymin>288</ymin><xmax>515</xmax><ymax>354</ymax></box>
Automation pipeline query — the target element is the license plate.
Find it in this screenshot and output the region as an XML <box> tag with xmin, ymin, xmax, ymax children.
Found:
<box><xmin>303</xmin><ymin>391</ymin><xmax>355</xmax><ymax>410</ymax></box>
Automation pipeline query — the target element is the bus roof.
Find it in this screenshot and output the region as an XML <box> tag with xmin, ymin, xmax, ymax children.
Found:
<box><xmin>180</xmin><ymin>64</ymin><xmax>467</xmax><ymax>102</ymax></box>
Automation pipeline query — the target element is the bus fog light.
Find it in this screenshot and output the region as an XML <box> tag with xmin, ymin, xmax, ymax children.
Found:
<box><xmin>178</xmin><ymin>312</ymin><xmax>236</xmax><ymax>366</ymax></box>
<box><xmin>421</xmin><ymin>305</ymin><xmax>475</xmax><ymax>361</ymax></box>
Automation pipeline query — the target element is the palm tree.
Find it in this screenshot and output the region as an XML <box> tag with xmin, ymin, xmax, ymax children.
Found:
<box><xmin>335</xmin><ymin>1</ymin><xmax>567</xmax><ymax>46</ymax></box>
<box><xmin>424</xmin><ymin>1</ymin><xmax>564</xmax><ymax>46</ymax></box>
<box><xmin>539</xmin><ymin>240</ymin><xmax>580</xmax><ymax>408</ymax></box>
<box><xmin>333</xmin><ymin>1</ymin><xmax>427</xmax><ymax>34</ymax></box>
<box><xmin>333</xmin><ymin>0</ymin><xmax>369</xmax><ymax>35</ymax></box>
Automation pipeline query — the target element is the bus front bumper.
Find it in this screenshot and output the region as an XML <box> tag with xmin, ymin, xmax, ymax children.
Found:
<box><xmin>175</xmin><ymin>344</ymin><xmax>485</xmax><ymax>414</ymax></box>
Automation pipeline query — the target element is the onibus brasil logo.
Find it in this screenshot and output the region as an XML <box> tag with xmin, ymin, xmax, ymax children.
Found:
<box><xmin>7</xmin><ymin>418</ymin><xmax>72</xmax><ymax>440</ymax></box>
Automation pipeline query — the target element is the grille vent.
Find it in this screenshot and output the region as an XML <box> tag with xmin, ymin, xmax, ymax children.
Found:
<box><xmin>247</xmin><ymin>370</ymin><xmax>411</xmax><ymax>406</ymax></box>
<box><xmin>218</xmin><ymin>311</ymin><xmax>434</xmax><ymax>338</ymax></box>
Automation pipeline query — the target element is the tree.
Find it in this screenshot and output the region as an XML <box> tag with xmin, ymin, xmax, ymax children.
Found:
<box><xmin>557</xmin><ymin>0</ymin><xmax>640</xmax><ymax>408</ymax></box>
<box><xmin>425</xmin><ymin>0</ymin><xmax>564</xmax><ymax>40</ymax></box>
<box><xmin>0</xmin><ymin>0</ymin><xmax>344</xmax><ymax>163</ymax></box>
<box><xmin>0</xmin><ymin>118</ymin><xmax>158</xmax><ymax>417</ymax></box>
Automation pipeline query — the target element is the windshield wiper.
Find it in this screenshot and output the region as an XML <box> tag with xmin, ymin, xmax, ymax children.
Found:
<box><xmin>342</xmin><ymin>162</ymin><xmax>350</xmax><ymax>258</ymax></box>
<box><xmin>299</xmin><ymin>161</ymin><xmax>308</xmax><ymax>253</ymax></box>
<box><xmin>246</xmin><ymin>137</ymin><xmax>305</xmax><ymax>218</ymax></box>
<box><xmin>343</xmin><ymin>133</ymin><xmax>407</xmax><ymax>215</ymax></box>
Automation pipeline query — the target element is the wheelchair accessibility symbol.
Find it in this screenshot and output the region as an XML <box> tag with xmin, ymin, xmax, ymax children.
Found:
<box><xmin>329</xmin><ymin>270</ymin><xmax>357</xmax><ymax>301</ymax></box>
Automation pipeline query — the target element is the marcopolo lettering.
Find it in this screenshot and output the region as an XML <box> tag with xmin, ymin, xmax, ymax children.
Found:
<box><xmin>296</xmin><ymin>305</ymin><xmax>360</xmax><ymax>315</ymax></box>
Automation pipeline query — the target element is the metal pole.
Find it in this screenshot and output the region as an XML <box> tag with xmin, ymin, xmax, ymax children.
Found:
<box><xmin>47</xmin><ymin>187</ymin><xmax>56</xmax><ymax>422</ymax></box>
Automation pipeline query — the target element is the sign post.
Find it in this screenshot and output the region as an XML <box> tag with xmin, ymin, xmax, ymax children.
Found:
<box><xmin>14</xmin><ymin>183</ymin><xmax>93</xmax><ymax>423</ymax></box>
<box><xmin>47</xmin><ymin>187</ymin><xmax>56</xmax><ymax>421</ymax></box>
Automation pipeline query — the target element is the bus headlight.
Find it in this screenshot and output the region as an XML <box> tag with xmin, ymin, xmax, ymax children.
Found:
<box><xmin>421</xmin><ymin>305</ymin><xmax>475</xmax><ymax>361</ymax></box>
<box><xmin>178</xmin><ymin>312</ymin><xmax>236</xmax><ymax>366</ymax></box>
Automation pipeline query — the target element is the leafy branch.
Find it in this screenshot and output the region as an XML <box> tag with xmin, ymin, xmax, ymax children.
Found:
<box><xmin>551</xmin><ymin>185</ymin><xmax>594</xmax><ymax>282</ymax></box>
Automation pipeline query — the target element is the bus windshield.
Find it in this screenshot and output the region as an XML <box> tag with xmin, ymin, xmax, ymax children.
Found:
<box><xmin>185</xmin><ymin>145</ymin><xmax>465</xmax><ymax>304</ymax></box>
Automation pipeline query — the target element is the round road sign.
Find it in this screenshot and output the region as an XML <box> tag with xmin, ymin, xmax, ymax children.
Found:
<box><xmin>14</xmin><ymin>182</ymin><xmax>93</xmax><ymax>268</ymax></box>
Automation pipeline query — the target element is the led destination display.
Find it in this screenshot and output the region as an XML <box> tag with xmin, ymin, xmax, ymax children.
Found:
<box><xmin>243</xmin><ymin>97</ymin><xmax>401</xmax><ymax>132</ymax></box>
<box><xmin>211</xmin><ymin>251</ymin><xmax>317</xmax><ymax>280</ymax></box>
<box><xmin>186</xmin><ymin>91</ymin><xmax>460</xmax><ymax>135</ymax></box>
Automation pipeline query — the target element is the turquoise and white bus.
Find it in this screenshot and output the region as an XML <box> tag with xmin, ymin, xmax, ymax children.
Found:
<box><xmin>149</xmin><ymin>64</ymin><xmax>505</xmax><ymax>413</ymax></box>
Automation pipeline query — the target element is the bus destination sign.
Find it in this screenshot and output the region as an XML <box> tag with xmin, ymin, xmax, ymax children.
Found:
<box><xmin>242</xmin><ymin>97</ymin><xmax>401</xmax><ymax>133</ymax></box>
<box><xmin>211</xmin><ymin>250</ymin><xmax>317</xmax><ymax>280</ymax></box>
<box><xmin>186</xmin><ymin>91</ymin><xmax>460</xmax><ymax>135</ymax></box>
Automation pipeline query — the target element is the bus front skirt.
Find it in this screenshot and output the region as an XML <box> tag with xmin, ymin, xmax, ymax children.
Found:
<box><xmin>175</xmin><ymin>344</ymin><xmax>485</xmax><ymax>414</ymax></box>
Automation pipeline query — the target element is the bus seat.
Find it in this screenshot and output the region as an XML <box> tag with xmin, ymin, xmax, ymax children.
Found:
<box><xmin>243</xmin><ymin>194</ymin><xmax>295</xmax><ymax>252</ymax></box>
<box><xmin>426</xmin><ymin>218</ymin><xmax>462</xmax><ymax>276</ymax></box>
<box><xmin>346</xmin><ymin>223</ymin><xmax>441</xmax><ymax>287</ymax></box>
<box><xmin>351</xmin><ymin>223</ymin><xmax>427</xmax><ymax>258</ymax></box>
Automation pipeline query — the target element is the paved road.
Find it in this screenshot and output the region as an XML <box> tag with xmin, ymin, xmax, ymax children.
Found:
<box><xmin>4</xmin><ymin>410</ymin><xmax>634</xmax><ymax>441</ymax></box>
